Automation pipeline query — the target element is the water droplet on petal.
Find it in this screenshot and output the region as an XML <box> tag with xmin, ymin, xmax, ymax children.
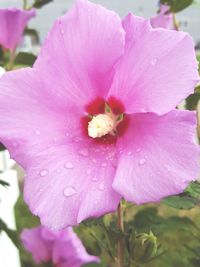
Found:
<box><xmin>92</xmin><ymin>158</ymin><xmax>97</xmax><ymax>163</ymax></box>
<box><xmin>101</xmin><ymin>162</ymin><xmax>107</xmax><ymax>168</ymax></box>
<box><xmin>40</xmin><ymin>170</ymin><xmax>48</xmax><ymax>177</ymax></box>
<box><xmin>79</xmin><ymin>148</ymin><xmax>89</xmax><ymax>157</ymax></box>
<box><xmin>63</xmin><ymin>186</ymin><xmax>76</xmax><ymax>197</ymax></box>
<box><xmin>151</xmin><ymin>58</ymin><xmax>157</xmax><ymax>65</ymax></box>
<box><xmin>166</xmin><ymin>165</ymin><xmax>171</xmax><ymax>172</ymax></box>
<box><xmin>139</xmin><ymin>158</ymin><xmax>146</xmax><ymax>165</ymax></box>
<box><xmin>35</xmin><ymin>130</ymin><xmax>40</xmax><ymax>136</ymax></box>
<box><xmin>92</xmin><ymin>177</ymin><xmax>97</xmax><ymax>182</ymax></box>
<box><xmin>74</xmin><ymin>137</ymin><xmax>83</xmax><ymax>143</ymax></box>
<box><xmin>86</xmin><ymin>169</ymin><xmax>91</xmax><ymax>175</ymax></box>
<box><xmin>64</xmin><ymin>162</ymin><xmax>74</xmax><ymax>169</ymax></box>
<box><xmin>136</xmin><ymin>147</ymin><xmax>141</xmax><ymax>153</ymax></box>
<box><xmin>56</xmin><ymin>168</ymin><xmax>61</xmax><ymax>173</ymax></box>
<box><xmin>127</xmin><ymin>151</ymin><xmax>132</xmax><ymax>156</ymax></box>
<box><xmin>98</xmin><ymin>182</ymin><xmax>105</xmax><ymax>191</ymax></box>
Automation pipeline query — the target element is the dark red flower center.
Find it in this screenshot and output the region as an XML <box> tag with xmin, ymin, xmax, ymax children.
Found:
<box><xmin>81</xmin><ymin>96</ymin><xmax>129</xmax><ymax>144</ymax></box>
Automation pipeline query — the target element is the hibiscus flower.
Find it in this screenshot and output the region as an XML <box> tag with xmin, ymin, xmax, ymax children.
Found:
<box><xmin>0</xmin><ymin>8</ymin><xmax>36</xmax><ymax>51</ymax></box>
<box><xmin>21</xmin><ymin>226</ymin><xmax>99</xmax><ymax>266</ymax></box>
<box><xmin>150</xmin><ymin>4</ymin><xmax>175</xmax><ymax>30</ymax></box>
<box><xmin>0</xmin><ymin>0</ymin><xmax>199</xmax><ymax>229</ymax></box>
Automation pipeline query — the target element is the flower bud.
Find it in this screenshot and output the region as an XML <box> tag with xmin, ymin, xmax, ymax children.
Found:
<box><xmin>130</xmin><ymin>232</ymin><xmax>157</xmax><ymax>263</ymax></box>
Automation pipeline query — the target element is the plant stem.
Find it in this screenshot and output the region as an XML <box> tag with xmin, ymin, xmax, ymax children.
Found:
<box><xmin>23</xmin><ymin>0</ymin><xmax>28</xmax><ymax>9</ymax></box>
<box><xmin>172</xmin><ymin>13</ymin><xmax>179</xmax><ymax>31</ymax></box>
<box><xmin>7</xmin><ymin>49</ymin><xmax>16</xmax><ymax>71</ymax></box>
<box><xmin>117</xmin><ymin>201</ymin><xmax>124</xmax><ymax>267</ymax></box>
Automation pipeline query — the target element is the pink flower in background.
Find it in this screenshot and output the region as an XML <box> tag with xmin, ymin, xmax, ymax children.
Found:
<box><xmin>0</xmin><ymin>8</ymin><xmax>36</xmax><ymax>51</ymax></box>
<box><xmin>0</xmin><ymin>0</ymin><xmax>199</xmax><ymax>229</ymax></box>
<box><xmin>150</xmin><ymin>4</ymin><xmax>175</xmax><ymax>30</ymax></box>
<box><xmin>21</xmin><ymin>226</ymin><xmax>99</xmax><ymax>266</ymax></box>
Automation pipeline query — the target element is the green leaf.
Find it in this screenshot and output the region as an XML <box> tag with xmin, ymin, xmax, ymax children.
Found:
<box><xmin>0</xmin><ymin>143</ymin><xmax>6</xmax><ymax>151</ymax></box>
<box><xmin>160</xmin><ymin>0</ymin><xmax>194</xmax><ymax>12</ymax></box>
<box><xmin>82</xmin><ymin>217</ymin><xmax>104</xmax><ymax>227</ymax></box>
<box><xmin>0</xmin><ymin>46</ymin><xmax>3</xmax><ymax>63</ymax></box>
<box><xmin>0</xmin><ymin>179</ymin><xmax>10</xmax><ymax>187</ymax></box>
<box><xmin>186</xmin><ymin>93</ymin><xmax>200</xmax><ymax>110</ymax></box>
<box><xmin>197</xmin><ymin>54</ymin><xmax>200</xmax><ymax>73</ymax></box>
<box><xmin>14</xmin><ymin>52</ymin><xmax>36</xmax><ymax>67</ymax></box>
<box><xmin>33</xmin><ymin>0</ymin><xmax>53</xmax><ymax>8</ymax></box>
<box><xmin>15</xmin><ymin>195</ymin><xmax>40</xmax><ymax>232</ymax></box>
<box><xmin>162</xmin><ymin>195</ymin><xmax>198</xmax><ymax>209</ymax></box>
<box><xmin>186</xmin><ymin>182</ymin><xmax>200</xmax><ymax>198</ymax></box>
<box><xmin>133</xmin><ymin>207</ymin><xmax>166</xmax><ymax>234</ymax></box>
<box><xmin>166</xmin><ymin>216</ymin><xmax>197</xmax><ymax>232</ymax></box>
<box><xmin>0</xmin><ymin>219</ymin><xmax>20</xmax><ymax>248</ymax></box>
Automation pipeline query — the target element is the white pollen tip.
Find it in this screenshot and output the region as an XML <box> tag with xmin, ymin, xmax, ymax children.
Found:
<box><xmin>88</xmin><ymin>114</ymin><xmax>114</xmax><ymax>138</ymax></box>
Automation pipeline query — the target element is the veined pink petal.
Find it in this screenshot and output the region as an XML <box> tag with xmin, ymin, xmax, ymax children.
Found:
<box><xmin>108</xmin><ymin>14</ymin><xmax>199</xmax><ymax>115</ymax></box>
<box><xmin>0</xmin><ymin>68</ymin><xmax>117</xmax><ymax>228</ymax></box>
<box><xmin>34</xmin><ymin>0</ymin><xmax>125</xmax><ymax>106</ymax></box>
<box><xmin>0</xmin><ymin>68</ymin><xmax>83</xmax><ymax>168</ymax></box>
<box><xmin>52</xmin><ymin>228</ymin><xmax>99</xmax><ymax>266</ymax></box>
<box><xmin>24</xmin><ymin>142</ymin><xmax>120</xmax><ymax>228</ymax></box>
<box><xmin>21</xmin><ymin>227</ymin><xmax>51</xmax><ymax>264</ymax></box>
<box><xmin>0</xmin><ymin>8</ymin><xmax>35</xmax><ymax>51</ymax></box>
<box><xmin>21</xmin><ymin>226</ymin><xmax>99</xmax><ymax>266</ymax></box>
<box><xmin>113</xmin><ymin>110</ymin><xmax>200</xmax><ymax>204</ymax></box>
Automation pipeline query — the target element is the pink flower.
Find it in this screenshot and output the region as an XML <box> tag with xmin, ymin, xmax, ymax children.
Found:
<box><xmin>21</xmin><ymin>226</ymin><xmax>99</xmax><ymax>266</ymax></box>
<box><xmin>0</xmin><ymin>0</ymin><xmax>199</xmax><ymax>229</ymax></box>
<box><xmin>150</xmin><ymin>4</ymin><xmax>175</xmax><ymax>30</ymax></box>
<box><xmin>0</xmin><ymin>8</ymin><xmax>36</xmax><ymax>51</ymax></box>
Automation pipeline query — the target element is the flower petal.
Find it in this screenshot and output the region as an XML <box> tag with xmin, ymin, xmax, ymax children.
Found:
<box><xmin>34</xmin><ymin>0</ymin><xmax>125</xmax><ymax>106</ymax></box>
<box><xmin>52</xmin><ymin>227</ymin><xmax>99</xmax><ymax>266</ymax></box>
<box><xmin>0</xmin><ymin>68</ymin><xmax>82</xmax><ymax>168</ymax></box>
<box><xmin>21</xmin><ymin>226</ymin><xmax>99</xmax><ymax>266</ymax></box>
<box><xmin>0</xmin><ymin>56</ymin><xmax>120</xmax><ymax>230</ymax></box>
<box><xmin>24</xmin><ymin>142</ymin><xmax>120</xmax><ymax>229</ymax></box>
<box><xmin>0</xmin><ymin>8</ymin><xmax>35</xmax><ymax>51</ymax></box>
<box><xmin>150</xmin><ymin>5</ymin><xmax>174</xmax><ymax>30</ymax></box>
<box><xmin>21</xmin><ymin>227</ymin><xmax>51</xmax><ymax>264</ymax></box>
<box><xmin>113</xmin><ymin>110</ymin><xmax>199</xmax><ymax>204</ymax></box>
<box><xmin>108</xmin><ymin>14</ymin><xmax>199</xmax><ymax>115</ymax></box>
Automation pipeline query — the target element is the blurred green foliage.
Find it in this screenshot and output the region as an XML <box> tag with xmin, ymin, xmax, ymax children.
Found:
<box><xmin>160</xmin><ymin>0</ymin><xmax>194</xmax><ymax>12</ymax></box>
<box><xmin>33</xmin><ymin>0</ymin><xmax>53</xmax><ymax>8</ymax></box>
<box><xmin>14</xmin><ymin>52</ymin><xmax>36</xmax><ymax>67</ymax></box>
